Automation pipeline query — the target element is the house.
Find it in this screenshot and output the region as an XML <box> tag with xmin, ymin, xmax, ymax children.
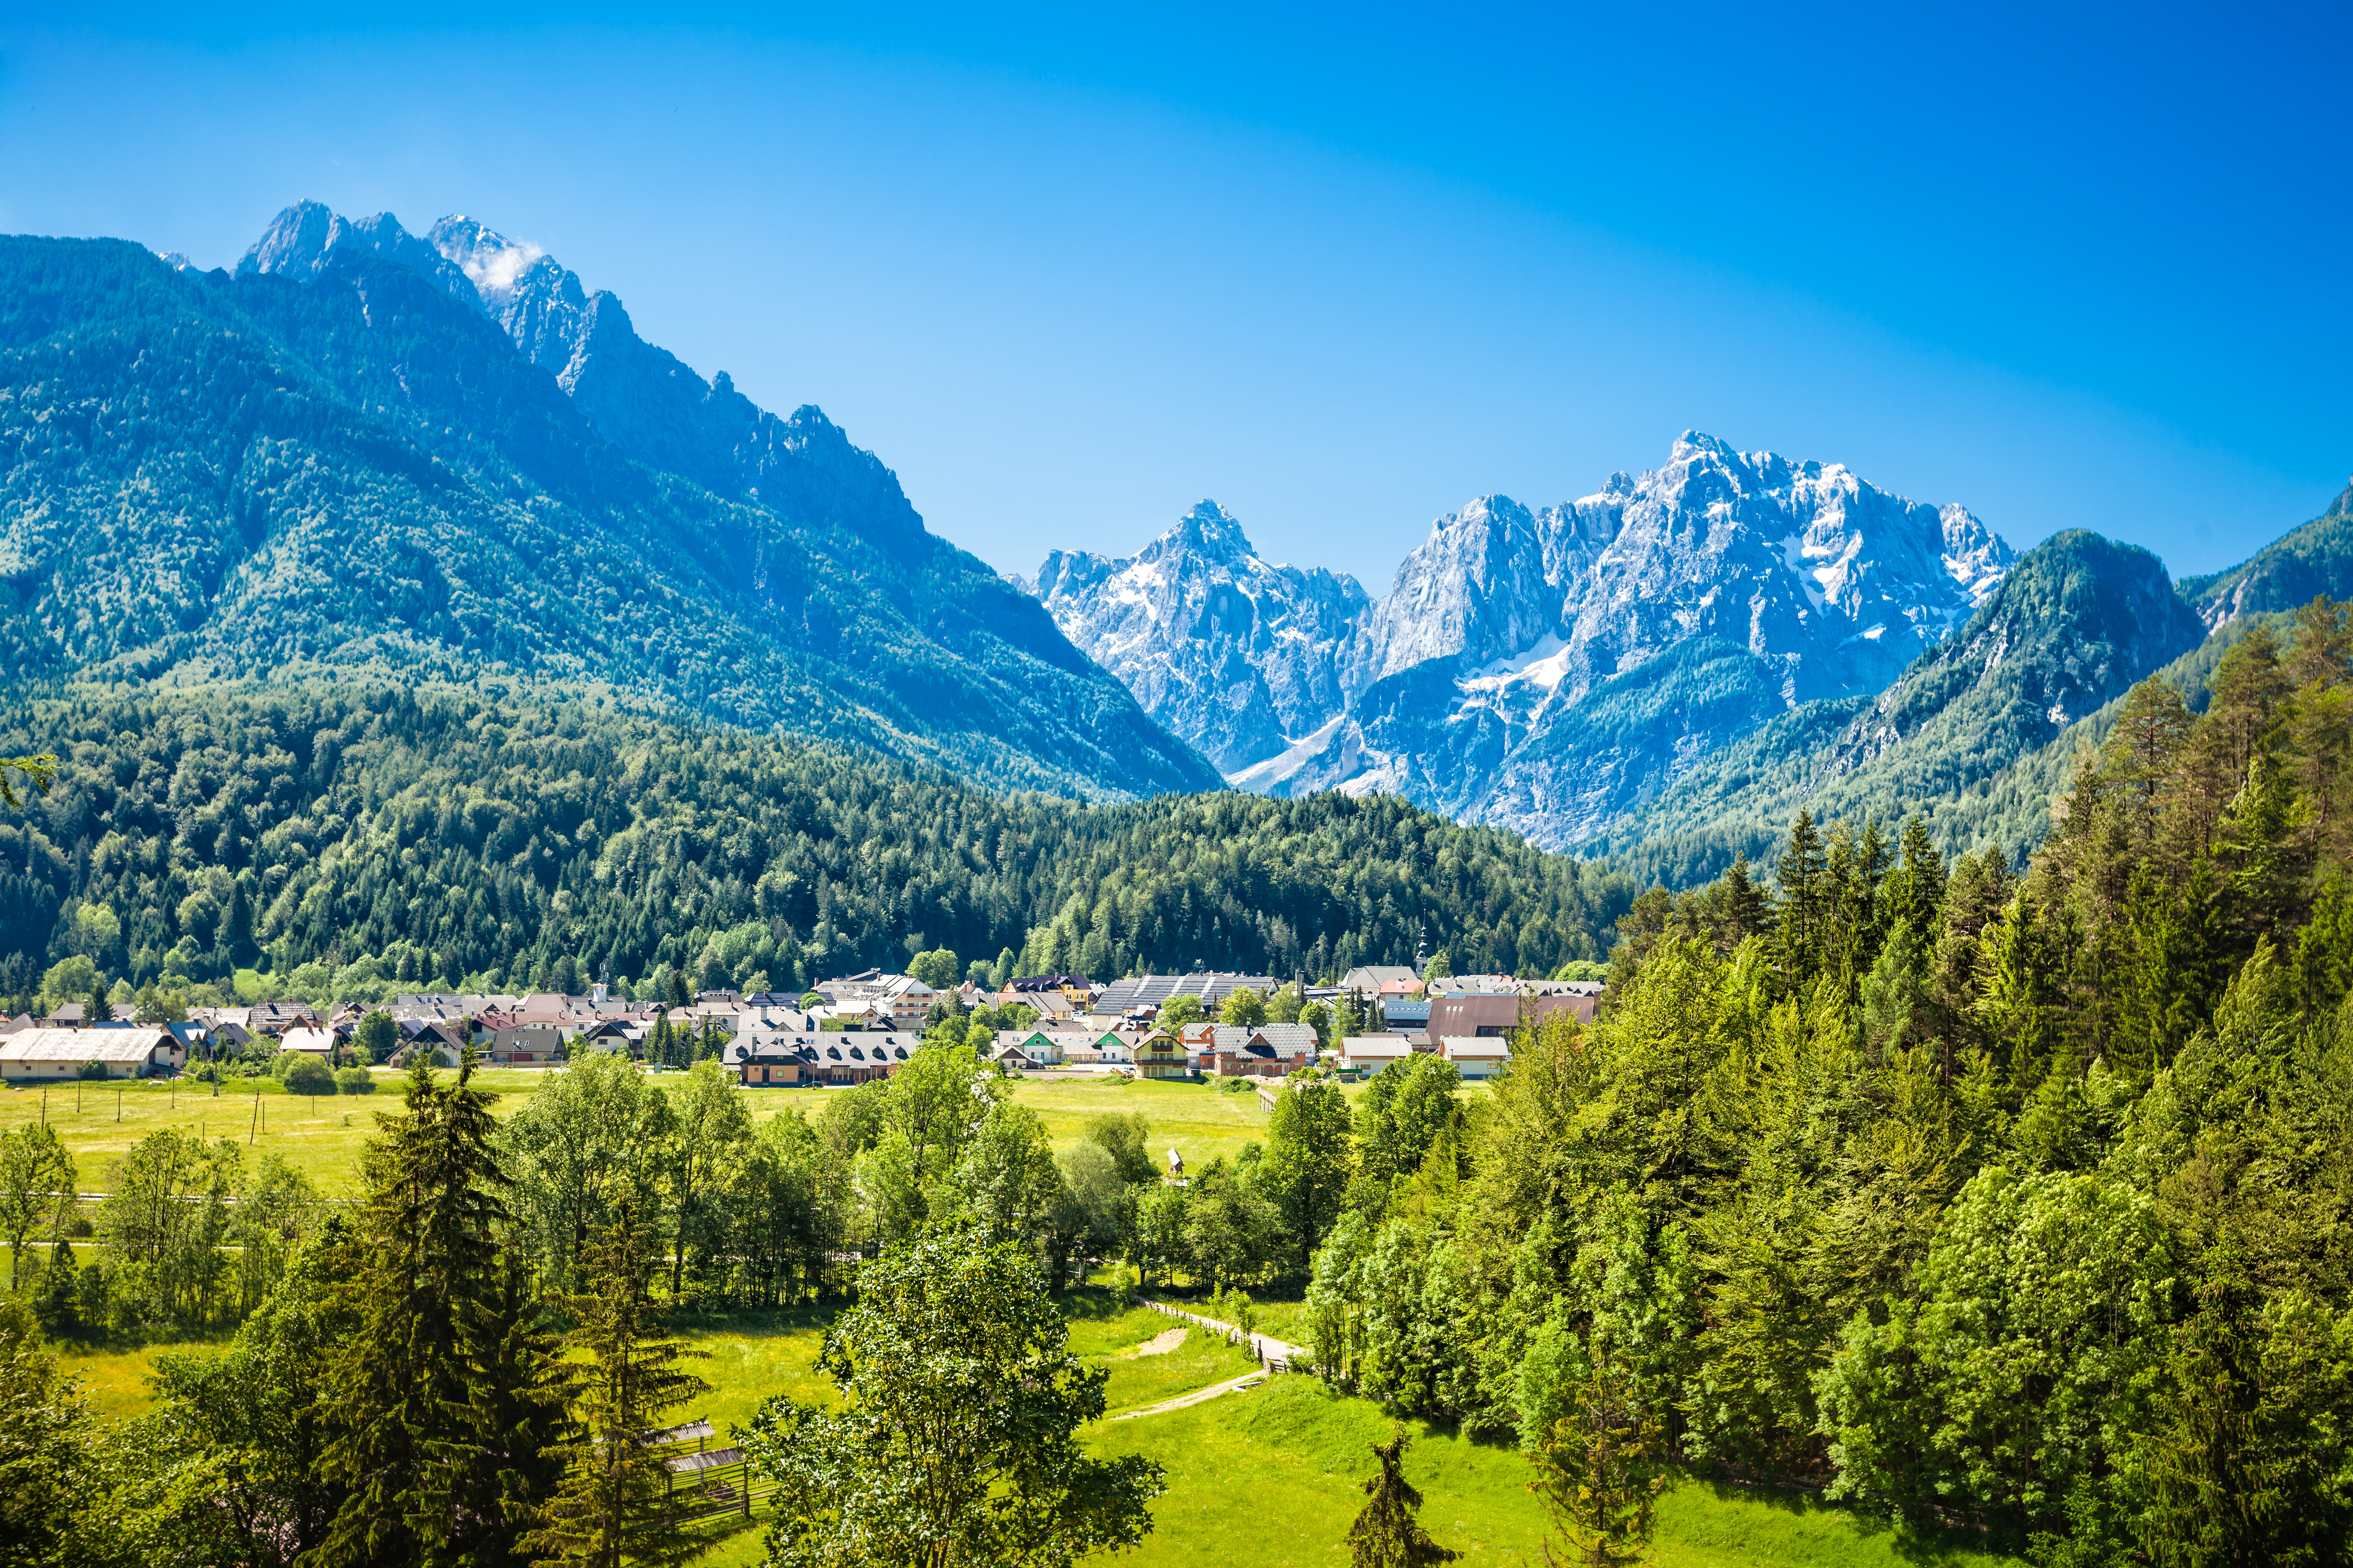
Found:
<box><xmin>1340</xmin><ymin>965</ymin><xmax>1422</xmax><ymax>998</ymax></box>
<box><xmin>1339</xmin><ymin>1035</ymin><xmax>1415</xmax><ymax>1074</ymax></box>
<box><xmin>1092</xmin><ymin>973</ymin><xmax>1279</xmax><ymax>1018</ymax></box>
<box><xmin>574</xmin><ymin>1019</ymin><xmax>642</xmax><ymax>1056</ymax></box>
<box><xmin>814</xmin><ymin>973</ymin><xmax>938</xmax><ymax>1029</ymax></box>
<box><xmin>1439</xmin><ymin>1035</ymin><xmax>1512</xmax><ymax>1080</ymax></box>
<box><xmin>726</xmin><ymin>1030</ymin><xmax>922</xmax><ymax>1086</ymax></box>
<box><xmin>277</xmin><ymin>1027</ymin><xmax>340</xmax><ymax>1060</ymax></box>
<box><xmin>1135</xmin><ymin>1033</ymin><xmax>1190</xmax><ymax>1080</ymax></box>
<box><xmin>0</xmin><ymin>1027</ymin><xmax>181</xmax><ymax>1080</ymax></box>
<box><xmin>485</xmin><ymin>1023</ymin><xmax>566</xmax><ymax>1064</ymax></box>
<box><xmin>1</xmin><ymin>1014</ymin><xmax>32</xmax><ymax>1036</ymax></box>
<box><xmin>38</xmin><ymin>1003</ymin><xmax>86</xmax><ymax>1029</ymax></box>
<box><xmin>1422</xmin><ymin>992</ymin><xmax>1590</xmax><ymax>1046</ymax></box>
<box><xmin>993</xmin><ymin>1029</ymin><xmax>1065</xmax><ymax>1067</ymax></box>
<box><xmin>1248</xmin><ymin>1023</ymin><xmax>1319</xmax><ymax>1063</ymax></box>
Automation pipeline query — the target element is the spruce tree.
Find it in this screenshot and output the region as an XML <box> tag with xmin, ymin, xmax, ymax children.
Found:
<box><xmin>1773</xmin><ymin>811</ymin><xmax>1829</xmax><ymax>987</ymax></box>
<box><xmin>86</xmin><ymin>981</ymin><xmax>112</xmax><ymax>1025</ymax></box>
<box><xmin>1720</xmin><ymin>853</ymin><xmax>1772</xmax><ymax>946</ymax></box>
<box><xmin>1528</xmin><ymin>1348</ymin><xmax>1670</xmax><ymax>1568</ymax></box>
<box><xmin>526</xmin><ymin>1201</ymin><xmax>710</xmax><ymax>1568</ymax></box>
<box><xmin>312</xmin><ymin>1055</ymin><xmax>561</xmax><ymax>1568</ymax></box>
<box><xmin>1346</xmin><ymin>1430</ymin><xmax>1458</xmax><ymax>1567</ymax></box>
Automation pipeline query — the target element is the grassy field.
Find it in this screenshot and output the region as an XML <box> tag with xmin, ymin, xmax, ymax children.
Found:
<box><xmin>1086</xmin><ymin>1376</ymin><xmax>2021</xmax><ymax>1568</ymax></box>
<box><xmin>1006</xmin><ymin>1076</ymin><xmax>1282</xmax><ymax>1170</ymax></box>
<box><xmin>0</xmin><ymin>1065</ymin><xmax>1303</xmax><ymax>1197</ymax></box>
<box><xmin>50</xmin><ymin>1287</ymin><xmax>2014</xmax><ymax>1568</ymax></box>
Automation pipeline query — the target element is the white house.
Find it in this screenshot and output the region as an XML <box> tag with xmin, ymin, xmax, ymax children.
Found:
<box><xmin>1438</xmin><ymin>1035</ymin><xmax>1512</xmax><ymax>1080</ymax></box>
<box><xmin>0</xmin><ymin>1027</ymin><xmax>182</xmax><ymax>1080</ymax></box>
<box><xmin>1339</xmin><ymin>1035</ymin><xmax>1415</xmax><ymax>1074</ymax></box>
<box><xmin>276</xmin><ymin>1027</ymin><xmax>340</xmax><ymax>1059</ymax></box>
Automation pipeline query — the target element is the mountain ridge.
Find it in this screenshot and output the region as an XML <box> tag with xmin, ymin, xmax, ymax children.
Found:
<box><xmin>1038</xmin><ymin>433</ymin><xmax>2018</xmax><ymax>848</ymax></box>
<box><xmin>0</xmin><ymin>214</ymin><xmax>1221</xmax><ymax>800</ymax></box>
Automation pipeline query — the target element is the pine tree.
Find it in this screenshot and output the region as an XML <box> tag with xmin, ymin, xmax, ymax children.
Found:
<box><xmin>1720</xmin><ymin>853</ymin><xmax>1773</xmax><ymax>947</ymax></box>
<box><xmin>312</xmin><ymin>1056</ymin><xmax>561</xmax><ymax>1567</ymax></box>
<box><xmin>1881</xmin><ymin>815</ymin><xmax>1947</xmax><ymax>960</ymax></box>
<box><xmin>2103</xmin><ymin>677</ymin><xmax>2196</xmax><ymax>848</ymax></box>
<box><xmin>1773</xmin><ymin>811</ymin><xmax>1829</xmax><ymax>988</ymax></box>
<box><xmin>526</xmin><ymin>1201</ymin><xmax>711</xmax><ymax>1568</ymax></box>
<box><xmin>86</xmin><ymin>981</ymin><xmax>111</xmax><ymax>1024</ymax></box>
<box><xmin>1528</xmin><ymin>1346</ymin><xmax>1671</xmax><ymax>1568</ymax></box>
<box><xmin>1346</xmin><ymin>1430</ymin><xmax>1458</xmax><ymax>1568</ymax></box>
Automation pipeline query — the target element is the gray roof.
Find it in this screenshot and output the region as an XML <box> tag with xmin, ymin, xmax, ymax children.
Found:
<box><xmin>1093</xmin><ymin>973</ymin><xmax>1276</xmax><ymax>1009</ymax></box>
<box><xmin>0</xmin><ymin>1028</ymin><xmax>175</xmax><ymax>1063</ymax></box>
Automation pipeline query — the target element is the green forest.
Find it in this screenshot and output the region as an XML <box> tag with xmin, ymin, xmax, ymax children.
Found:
<box><xmin>1295</xmin><ymin>599</ymin><xmax>2353</xmax><ymax>1562</ymax></box>
<box><xmin>0</xmin><ymin>678</ymin><xmax>1634</xmax><ymax>1013</ymax></box>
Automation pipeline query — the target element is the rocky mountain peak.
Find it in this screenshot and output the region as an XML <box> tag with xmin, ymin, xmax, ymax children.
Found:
<box><xmin>1151</xmin><ymin>500</ymin><xmax>1257</xmax><ymax>565</ymax></box>
<box><xmin>1032</xmin><ymin>502</ymin><xmax>1372</xmax><ymax>775</ymax></box>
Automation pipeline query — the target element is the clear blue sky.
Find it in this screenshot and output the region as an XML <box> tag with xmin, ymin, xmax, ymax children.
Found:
<box><xmin>4</xmin><ymin>2</ymin><xmax>2346</xmax><ymax>592</ymax></box>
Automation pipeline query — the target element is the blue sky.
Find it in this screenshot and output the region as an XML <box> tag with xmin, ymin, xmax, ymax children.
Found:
<box><xmin>3</xmin><ymin>2</ymin><xmax>2346</xmax><ymax>590</ymax></box>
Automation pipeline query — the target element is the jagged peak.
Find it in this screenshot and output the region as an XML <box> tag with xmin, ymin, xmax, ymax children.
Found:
<box><xmin>427</xmin><ymin>214</ymin><xmax>548</xmax><ymax>303</ymax></box>
<box><xmin>1138</xmin><ymin>500</ymin><xmax>1258</xmax><ymax>565</ymax></box>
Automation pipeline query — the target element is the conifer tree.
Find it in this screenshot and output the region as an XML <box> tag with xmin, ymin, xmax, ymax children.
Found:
<box><xmin>1346</xmin><ymin>1430</ymin><xmax>1458</xmax><ymax>1568</ymax></box>
<box><xmin>312</xmin><ymin>1055</ymin><xmax>561</xmax><ymax>1568</ymax></box>
<box><xmin>86</xmin><ymin>981</ymin><xmax>111</xmax><ymax>1024</ymax></box>
<box><xmin>1773</xmin><ymin>811</ymin><xmax>1829</xmax><ymax>988</ymax></box>
<box><xmin>1528</xmin><ymin>1346</ymin><xmax>1670</xmax><ymax>1568</ymax></box>
<box><xmin>526</xmin><ymin>1201</ymin><xmax>710</xmax><ymax>1568</ymax></box>
<box><xmin>1885</xmin><ymin>814</ymin><xmax>1947</xmax><ymax>960</ymax></box>
<box><xmin>1720</xmin><ymin>853</ymin><xmax>1773</xmax><ymax>947</ymax></box>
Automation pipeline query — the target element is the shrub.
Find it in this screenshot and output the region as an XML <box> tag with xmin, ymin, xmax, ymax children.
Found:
<box><xmin>75</xmin><ymin>1061</ymin><xmax>108</xmax><ymax>1081</ymax></box>
<box><xmin>335</xmin><ymin>1065</ymin><xmax>376</xmax><ymax>1095</ymax></box>
<box><xmin>280</xmin><ymin>1055</ymin><xmax>336</xmax><ymax>1095</ymax></box>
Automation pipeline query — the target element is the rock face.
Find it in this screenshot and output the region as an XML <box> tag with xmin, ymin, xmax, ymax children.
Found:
<box><xmin>1033</xmin><ymin>433</ymin><xmax>2017</xmax><ymax>847</ymax></box>
<box><xmin>1034</xmin><ymin>503</ymin><xmax>1373</xmax><ymax>773</ymax></box>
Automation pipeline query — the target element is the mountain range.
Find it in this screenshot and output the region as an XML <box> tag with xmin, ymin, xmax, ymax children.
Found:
<box><xmin>1036</xmin><ymin>444</ymin><xmax>2353</xmax><ymax>873</ymax></box>
<box><xmin>8</xmin><ymin>199</ymin><xmax>2353</xmax><ymax>902</ymax></box>
<box><xmin>0</xmin><ymin>202</ymin><xmax>1219</xmax><ymax>801</ymax></box>
<box><xmin>1037</xmin><ymin>434</ymin><xmax>2021</xmax><ymax>849</ymax></box>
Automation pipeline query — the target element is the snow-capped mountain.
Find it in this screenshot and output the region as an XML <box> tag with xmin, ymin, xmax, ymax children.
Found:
<box><xmin>1035</xmin><ymin>434</ymin><xmax>2017</xmax><ymax>848</ymax></box>
<box><xmin>1033</xmin><ymin>503</ymin><xmax>1373</xmax><ymax>772</ymax></box>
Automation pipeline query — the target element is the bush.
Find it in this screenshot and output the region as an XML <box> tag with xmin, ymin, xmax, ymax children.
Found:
<box><xmin>75</xmin><ymin>1061</ymin><xmax>108</xmax><ymax>1081</ymax></box>
<box><xmin>335</xmin><ymin>1065</ymin><xmax>376</xmax><ymax>1095</ymax></box>
<box><xmin>280</xmin><ymin>1055</ymin><xmax>336</xmax><ymax>1095</ymax></box>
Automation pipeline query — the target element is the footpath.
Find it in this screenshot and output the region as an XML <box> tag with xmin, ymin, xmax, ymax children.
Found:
<box><xmin>1108</xmin><ymin>1297</ymin><xmax>1312</xmax><ymax>1422</ymax></box>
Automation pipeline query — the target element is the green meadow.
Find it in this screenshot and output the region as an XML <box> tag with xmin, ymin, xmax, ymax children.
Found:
<box><xmin>54</xmin><ymin>1286</ymin><xmax>2018</xmax><ymax>1568</ymax></box>
<box><xmin>1</xmin><ymin>1065</ymin><xmax>1310</xmax><ymax>1197</ymax></box>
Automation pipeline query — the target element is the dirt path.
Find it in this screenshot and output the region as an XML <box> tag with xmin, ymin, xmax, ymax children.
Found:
<box><xmin>1108</xmin><ymin>1371</ymin><xmax>1266</xmax><ymax>1421</ymax></box>
<box><xmin>1137</xmin><ymin>1297</ymin><xmax>1309</xmax><ymax>1369</ymax></box>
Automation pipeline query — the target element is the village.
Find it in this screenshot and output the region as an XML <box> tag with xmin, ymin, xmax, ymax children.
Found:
<box><xmin>0</xmin><ymin>962</ymin><xmax>1603</xmax><ymax>1089</ymax></box>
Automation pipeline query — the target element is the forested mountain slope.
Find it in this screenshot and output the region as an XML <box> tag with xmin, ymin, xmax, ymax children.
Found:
<box><xmin>2179</xmin><ymin>478</ymin><xmax>2353</xmax><ymax>629</ymax></box>
<box><xmin>0</xmin><ymin>680</ymin><xmax>1632</xmax><ymax>1007</ymax></box>
<box><xmin>1586</xmin><ymin>529</ymin><xmax>2206</xmax><ymax>887</ymax></box>
<box><xmin>0</xmin><ymin>229</ymin><xmax>1217</xmax><ymax>800</ymax></box>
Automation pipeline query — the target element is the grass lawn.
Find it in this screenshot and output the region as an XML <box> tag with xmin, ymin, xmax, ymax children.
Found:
<box><xmin>1005</xmin><ymin>1076</ymin><xmax>1278</xmax><ymax>1170</ymax></box>
<box><xmin>0</xmin><ymin>1068</ymin><xmax>840</xmax><ymax>1196</ymax></box>
<box><xmin>41</xmin><ymin>1286</ymin><xmax>2017</xmax><ymax>1568</ymax></box>
<box><xmin>1084</xmin><ymin>1375</ymin><xmax>2022</xmax><ymax>1568</ymax></box>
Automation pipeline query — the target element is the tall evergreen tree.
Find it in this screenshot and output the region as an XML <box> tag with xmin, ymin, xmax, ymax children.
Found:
<box><xmin>1773</xmin><ymin>811</ymin><xmax>1829</xmax><ymax>988</ymax></box>
<box><xmin>1719</xmin><ymin>852</ymin><xmax>1773</xmax><ymax>947</ymax></box>
<box><xmin>312</xmin><ymin>1056</ymin><xmax>561</xmax><ymax>1568</ymax></box>
<box><xmin>525</xmin><ymin>1201</ymin><xmax>710</xmax><ymax>1568</ymax></box>
<box><xmin>1346</xmin><ymin>1430</ymin><xmax>1458</xmax><ymax>1568</ymax></box>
